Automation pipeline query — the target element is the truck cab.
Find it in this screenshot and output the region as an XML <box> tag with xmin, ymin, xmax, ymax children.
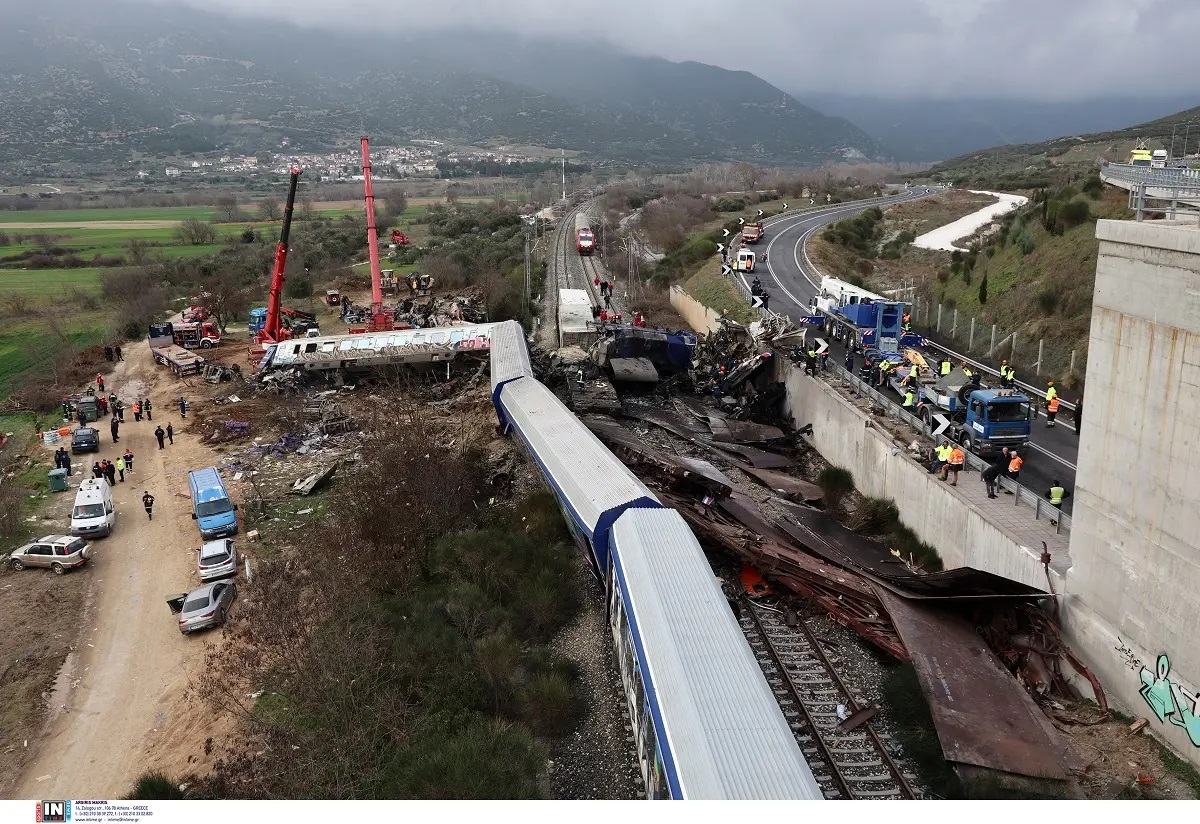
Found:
<box><xmin>249</xmin><ymin>308</ymin><xmax>268</xmax><ymax>335</ymax></box>
<box><xmin>173</xmin><ymin>321</ymin><xmax>221</xmax><ymax>349</ymax></box>
<box><xmin>957</xmin><ymin>388</ymin><xmax>1031</xmax><ymax>457</ymax></box>
<box><xmin>741</xmin><ymin>222</ymin><xmax>763</xmax><ymax>243</ymax></box>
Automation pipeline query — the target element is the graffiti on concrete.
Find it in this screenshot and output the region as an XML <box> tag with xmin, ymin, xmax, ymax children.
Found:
<box><xmin>1139</xmin><ymin>654</ymin><xmax>1200</xmax><ymax>748</ymax></box>
<box><xmin>1116</xmin><ymin>637</ymin><xmax>1145</xmax><ymax>673</ymax></box>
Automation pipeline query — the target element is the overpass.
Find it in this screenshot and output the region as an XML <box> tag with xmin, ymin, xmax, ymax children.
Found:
<box><xmin>1100</xmin><ymin>162</ymin><xmax>1200</xmax><ymax>219</ymax></box>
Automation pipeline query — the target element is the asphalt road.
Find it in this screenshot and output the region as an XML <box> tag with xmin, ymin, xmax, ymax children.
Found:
<box><xmin>750</xmin><ymin>192</ymin><xmax>1078</xmax><ymax>513</ymax></box>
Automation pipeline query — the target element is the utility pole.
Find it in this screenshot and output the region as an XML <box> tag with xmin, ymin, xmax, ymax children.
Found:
<box><xmin>524</xmin><ymin>233</ymin><xmax>531</xmax><ymax>304</ymax></box>
<box><xmin>1171</xmin><ymin>124</ymin><xmax>1178</xmax><ymax>159</ymax></box>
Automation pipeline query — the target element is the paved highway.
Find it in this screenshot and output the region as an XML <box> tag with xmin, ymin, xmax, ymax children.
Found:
<box><xmin>750</xmin><ymin>193</ymin><xmax>1079</xmax><ymax>513</ymax></box>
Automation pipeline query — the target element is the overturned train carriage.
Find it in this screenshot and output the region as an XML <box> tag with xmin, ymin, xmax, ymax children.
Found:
<box><xmin>488</xmin><ymin>320</ymin><xmax>823</xmax><ymax>800</ymax></box>
<box><xmin>257</xmin><ymin>323</ymin><xmax>497</xmax><ymax>378</ymax></box>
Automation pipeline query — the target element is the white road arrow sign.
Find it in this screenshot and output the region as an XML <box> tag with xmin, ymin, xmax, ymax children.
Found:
<box><xmin>932</xmin><ymin>413</ymin><xmax>951</xmax><ymax>437</ymax></box>
<box><xmin>757</xmin><ymin>209</ymin><xmax>764</xmax><ymax>217</ymax></box>
<box><xmin>721</xmin><ymin>264</ymin><xmax>732</xmax><ymax>276</ymax></box>
<box><xmin>738</xmin><ymin>217</ymin><xmax>745</xmax><ymax>225</ymax></box>
<box><xmin>722</xmin><ymin>228</ymin><xmax>730</xmax><ymax>237</ymax></box>
<box><xmin>782</xmin><ymin>203</ymin><xmax>789</xmax><ymax>210</ymax></box>
<box><xmin>751</xmin><ymin>295</ymin><xmax>764</xmax><ymax>309</ymax></box>
<box><xmin>814</xmin><ymin>338</ymin><xmax>829</xmax><ymax>355</ymax></box>
<box><xmin>809</xmin><ymin>198</ymin><xmax>816</xmax><ymax>205</ymax></box>
<box><xmin>716</xmin><ymin>242</ymin><xmax>725</xmax><ymax>254</ymax></box>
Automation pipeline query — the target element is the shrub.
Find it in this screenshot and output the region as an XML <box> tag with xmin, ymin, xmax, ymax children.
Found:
<box><xmin>1058</xmin><ymin>198</ymin><xmax>1090</xmax><ymax>228</ymax></box>
<box><xmin>978</xmin><ymin>275</ymin><xmax>988</xmax><ymax>305</ymax></box>
<box><xmin>125</xmin><ymin>772</ymin><xmax>186</xmax><ymax>800</ymax></box>
<box><xmin>1036</xmin><ymin>288</ymin><xmax>1059</xmax><ymax>315</ymax></box>
<box><xmin>816</xmin><ymin>466</ymin><xmax>855</xmax><ymax>514</ymax></box>
<box><xmin>1081</xmin><ymin>175</ymin><xmax>1104</xmax><ymax>199</ymax></box>
<box><xmin>713</xmin><ymin>197</ymin><xmax>745</xmax><ymax>212</ymax></box>
<box><xmin>1015</xmin><ymin>230</ymin><xmax>1035</xmax><ymax>255</ymax></box>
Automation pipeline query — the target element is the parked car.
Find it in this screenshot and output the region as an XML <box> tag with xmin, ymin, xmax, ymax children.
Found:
<box><xmin>8</xmin><ymin>535</ymin><xmax>91</xmax><ymax>574</ymax></box>
<box><xmin>71</xmin><ymin>427</ymin><xmax>100</xmax><ymax>454</ymax></box>
<box><xmin>196</xmin><ymin>538</ymin><xmax>238</xmax><ymax>581</ymax></box>
<box><xmin>174</xmin><ymin>580</ymin><xmax>237</xmax><ymax>635</ymax></box>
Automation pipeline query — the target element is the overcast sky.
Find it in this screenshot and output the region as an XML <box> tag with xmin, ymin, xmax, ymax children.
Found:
<box><xmin>132</xmin><ymin>0</ymin><xmax>1198</xmax><ymax>100</ymax></box>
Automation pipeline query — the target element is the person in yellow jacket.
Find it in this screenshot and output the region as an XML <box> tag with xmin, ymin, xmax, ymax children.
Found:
<box><xmin>940</xmin><ymin>358</ymin><xmax>952</xmax><ymax>376</ymax></box>
<box><xmin>1045</xmin><ymin>480</ymin><xmax>1071</xmax><ymax>508</ymax></box>
<box><xmin>931</xmin><ymin>439</ymin><xmax>952</xmax><ymax>474</ymax></box>
<box><xmin>941</xmin><ymin>443</ymin><xmax>966</xmax><ymax>485</ymax></box>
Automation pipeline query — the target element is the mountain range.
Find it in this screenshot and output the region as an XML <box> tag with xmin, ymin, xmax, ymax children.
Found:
<box><xmin>802</xmin><ymin>93</ymin><xmax>1199</xmax><ymax>162</ymax></box>
<box><xmin>0</xmin><ymin>0</ymin><xmax>879</xmax><ymax>169</ymax></box>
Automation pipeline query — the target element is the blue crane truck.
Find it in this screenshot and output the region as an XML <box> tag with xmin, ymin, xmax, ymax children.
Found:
<box><xmin>888</xmin><ymin>364</ymin><xmax>1032</xmax><ymax>457</ymax></box>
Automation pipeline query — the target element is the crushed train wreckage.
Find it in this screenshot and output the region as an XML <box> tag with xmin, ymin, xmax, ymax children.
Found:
<box><xmin>570</xmin><ymin>312</ymin><xmax>1106</xmax><ymax>785</ymax></box>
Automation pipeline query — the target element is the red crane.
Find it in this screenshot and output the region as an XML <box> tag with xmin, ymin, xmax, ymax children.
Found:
<box><xmin>361</xmin><ymin>136</ymin><xmax>394</xmax><ymax>332</ymax></box>
<box><xmin>257</xmin><ymin>166</ymin><xmax>303</xmax><ymax>345</ymax></box>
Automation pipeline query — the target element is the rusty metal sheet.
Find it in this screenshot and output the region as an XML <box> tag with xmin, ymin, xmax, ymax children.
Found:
<box><xmin>776</xmin><ymin>503</ymin><xmax>1049</xmax><ymax>600</ymax></box>
<box><xmin>709</xmin><ymin>442</ymin><xmax>794</xmax><ymax>469</ymax></box>
<box><xmin>877</xmin><ymin>589</ymin><xmax>1072</xmax><ymax>780</ymax></box>
<box><xmin>731</xmin><ymin>464</ymin><xmax>823</xmax><ymax>502</ymax></box>
<box><xmin>621</xmin><ymin>408</ymin><xmax>710</xmax><ymax>440</ymax></box>
<box><xmin>707</xmin><ymin>416</ymin><xmax>785</xmax><ymax>444</ymax></box>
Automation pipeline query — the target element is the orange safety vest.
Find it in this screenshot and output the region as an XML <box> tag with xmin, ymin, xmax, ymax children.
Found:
<box><xmin>1047</xmin><ymin>397</ymin><xmax>1060</xmax><ymax>413</ymax></box>
<box><xmin>949</xmin><ymin>447</ymin><xmax>965</xmax><ymax>466</ymax></box>
<box><xmin>1009</xmin><ymin>455</ymin><xmax>1024</xmax><ymax>473</ymax></box>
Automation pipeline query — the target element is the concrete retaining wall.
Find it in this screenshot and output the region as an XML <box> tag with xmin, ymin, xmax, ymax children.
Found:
<box><xmin>669</xmin><ymin>285</ymin><xmax>724</xmax><ymax>335</ymax></box>
<box><xmin>1063</xmin><ymin>219</ymin><xmax>1200</xmax><ymax>766</ymax></box>
<box><xmin>778</xmin><ymin>361</ymin><xmax>1055</xmax><ymax>592</ymax></box>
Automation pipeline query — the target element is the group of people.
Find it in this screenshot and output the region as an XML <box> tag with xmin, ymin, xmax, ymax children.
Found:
<box><xmin>929</xmin><ymin>440</ymin><xmax>1072</xmax><ymax>511</ymax></box>
<box><xmin>102</xmin><ymin>344</ymin><xmax>124</xmax><ymax>363</ymax></box>
<box><xmin>592</xmin><ymin>278</ymin><xmax>617</xmax><ymax>310</ymax></box>
<box><xmin>91</xmin><ymin>449</ymin><xmax>134</xmax><ymax>485</ymax></box>
<box><xmin>53</xmin><ymin>447</ymin><xmax>73</xmax><ymax>476</ymax></box>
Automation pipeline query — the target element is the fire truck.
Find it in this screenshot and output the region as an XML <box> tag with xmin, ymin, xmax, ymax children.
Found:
<box><xmin>172</xmin><ymin>321</ymin><xmax>222</xmax><ymax>349</ymax></box>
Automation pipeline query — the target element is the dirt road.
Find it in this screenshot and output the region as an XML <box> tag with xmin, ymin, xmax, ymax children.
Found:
<box><xmin>16</xmin><ymin>342</ymin><xmax>231</xmax><ymax>798</ymax></box>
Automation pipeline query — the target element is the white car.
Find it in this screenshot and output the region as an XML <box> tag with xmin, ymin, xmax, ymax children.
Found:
<box><xmin>196</xmin><ymin>538</ymin><xmax>238</xmax><ymax>581</ymax></box>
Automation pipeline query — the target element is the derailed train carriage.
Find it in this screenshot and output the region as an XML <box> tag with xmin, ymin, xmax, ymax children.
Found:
<box><xmin>256</xmin><ymin>323</ymin><xmax>497</xmax><ymax>381</ymax></box>
<box><xmin>489</xmin><ymin>319</ymin><xmax>822</xmax><ymax>800</ymax></box>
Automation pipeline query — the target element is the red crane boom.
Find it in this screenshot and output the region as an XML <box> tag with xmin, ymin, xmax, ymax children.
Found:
<box><xmin>360</xmin><ymin>136</ymin><xmax>393</xmax><ymax>332</ymax></box>
<box><xmin>260</xmin><ymin>166</ymin><xmax>302</xmax><ymax>344</ymax></box>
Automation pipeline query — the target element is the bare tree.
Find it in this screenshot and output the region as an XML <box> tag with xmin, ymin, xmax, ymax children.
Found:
<box><xmin>176</xmin><ymin>218</ymin><xmax>217</xmax><ymax>245</ymax></box>
<box><xmin>216</xmin><ymin>195</ymin><xmax>244</xmax><ymax>223</ymax></box>
<box><xmin>732</xmin><ymin>162</ymin><xmax>760</xmax><ymax>193</ymax></box>
<box><xmin>199</xmin><ymin>267</ymin><xmax>255</xmax><ymax>333</ymax></box>
<box><xmin>297</xmin><ymin>196</ymin><xmax>317</xmax><ymax>222</ymax></box>
<box><xmin>378</xmin><ymin>187</ymin><xmax>407</xmax><ymax>222</ymax></box>
<box><xmin>258</xmin><ymin>199</ymin><xmax>281</xmax><ymax>222</ymax></box>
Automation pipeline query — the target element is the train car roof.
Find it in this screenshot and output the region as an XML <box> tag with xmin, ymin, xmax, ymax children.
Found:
<box><xmin>497</xmin><ymin>377</ymin><xmax>658</xmax><ymax>556</ymax></box>
<box><xmin>489</xmin><ymin>320</ymin><xmax>532</xmax><ymax>397</ymax></box>
<box><xmin>610</xmin><ymin>509</ymin><xmax>824</xmax><ymax>800</ymax></box>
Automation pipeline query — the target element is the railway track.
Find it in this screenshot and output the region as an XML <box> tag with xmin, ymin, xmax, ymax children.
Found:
<box><xmin>739</xmin><ymin>600</ymin><xmax>919</xmax><ymax>800</ymax></box>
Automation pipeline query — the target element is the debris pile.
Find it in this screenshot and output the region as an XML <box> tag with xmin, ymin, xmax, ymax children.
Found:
<box><xmin>342</xmin><ymin>288</ymin><xmax>487</xmax><ymax>329</ymax></box>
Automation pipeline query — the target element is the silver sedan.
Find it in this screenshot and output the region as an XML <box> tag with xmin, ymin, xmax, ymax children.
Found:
<box><xmin>177</xmin><ymin>580</ymin><xmax>237</xmax><ymax>635</ymax></box>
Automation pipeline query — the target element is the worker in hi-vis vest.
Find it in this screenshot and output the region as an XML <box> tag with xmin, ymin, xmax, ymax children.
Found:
<box><xmin>903</xmin><ymin>389</ymin><xmax>915</xmax><ymax>408</ymax></box>
<box><xmin>1045</xmin><ymin>481</ymin><xmax>1071</xmax><ymax>508</ymax></box>
<box><xmin>940</xmin><ymin>358</ymin><xmax>952</xmax><ymax>376</ymax></box>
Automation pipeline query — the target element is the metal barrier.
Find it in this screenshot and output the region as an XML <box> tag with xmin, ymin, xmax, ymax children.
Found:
<box><xmin>808</xmin><ymin>357</ymin><xmax>1072</xmax><ymax>535</ymax></box>
<box><xmin>1100</xmin><ymin>163</ymin><xmax>1200</xmax><ymax>189</ymax></box>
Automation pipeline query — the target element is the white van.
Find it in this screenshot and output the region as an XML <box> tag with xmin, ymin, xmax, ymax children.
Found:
<box><xmin>70</xmin><ymin>478</ymin><xmax>115</xmax><ymax>538</ymax></box>
<box><xmin>737</xmin><ymin>248</ymin><xmax>756</xmax><ymax>272</ymax></box>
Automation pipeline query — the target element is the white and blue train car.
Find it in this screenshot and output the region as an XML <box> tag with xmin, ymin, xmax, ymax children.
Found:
<box><xmin>496</xmin><ymin>374</ymin><xmax>659</xmax><ymax>572</ymax></box>
<box><xmin>608</xmin><ymin>510</ymin><xmax>824</xmax><ymax>799</ymax></box>
<box><xmin>488</xmin><ymin>321</ymin><xmax>825</xmax><ymax>800</ymax></box>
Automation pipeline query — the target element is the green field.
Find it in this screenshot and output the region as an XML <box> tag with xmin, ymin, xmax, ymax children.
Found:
<box><xmin>0</xmin><ymin>314</ymin><xmax>108</xmax><ymax>395</ymax></box>
<box><xmin>0</xmin><ymin>206</ymin><xmax>221</xmax><ymax>223</ymax></box>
